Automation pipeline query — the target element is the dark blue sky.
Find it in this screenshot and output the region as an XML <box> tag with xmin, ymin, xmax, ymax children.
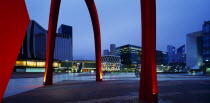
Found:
<box><xmin>25</xmin><ymin>0</ymin><xmax>210</xmax><ymax>60</ymax></box>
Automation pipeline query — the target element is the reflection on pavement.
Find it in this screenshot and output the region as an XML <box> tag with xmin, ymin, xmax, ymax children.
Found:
<box><xmin>4</xmin><ymin>73</ymin><xmax>210</xmax><ymax>98</ymax></box>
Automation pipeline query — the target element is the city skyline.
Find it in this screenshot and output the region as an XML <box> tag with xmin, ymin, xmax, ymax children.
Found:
<box><xmin>1</xmin><ymin>1</ymin><xmax>210</xmax><ymax>103</ymax></box>
<box><xmin>25</xmin><ymin>0</ymin><xmax>210</xmax><ymax>60</ymax></box>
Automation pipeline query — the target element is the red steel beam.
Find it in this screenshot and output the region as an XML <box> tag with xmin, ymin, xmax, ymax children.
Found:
<box><xmin>139</xmin><ymin>0</ymin><xmax>158</xmax><ymax>102</ymax></box>
<box><xmin>85</xmin><ymin>0</ymin><xmax>102</xmax><ymax>82</ymax></box>
<box><xmin>0</xmin><ymin>0</ymin><xmax>29</xmax><ymax>102</ymax></box>
<box><xmin>44</xmin><ymin>0</ymin><xmax>61</xmax><ymax>86</ymax></box>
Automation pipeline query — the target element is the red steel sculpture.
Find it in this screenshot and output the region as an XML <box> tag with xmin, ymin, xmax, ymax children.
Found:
<box><xmin>0</xmin><ymin>0</ymin><xmax>157</xmax><ymax>102</ymax></box>
<box><xmin>85</xmin><ymin>0</ymin><xmax>103</xmax><ymax>82</ymax></box>
<box><xmin>44</xmin><ymin>0</ymin><xmax>61</xmax><ymax>86</ymax></box>
<box><xmin>44</xmin><ymin>0</ymin><xmax>102</xmax><ymax>85</ymax></box>
<box><xmin>140</xmin><ymin>0</ymin><xmax>158</xmax><ymax>102</ymax></box>
<box><xmin>0</xmin><ymin>0</ymin><xmax>30</xmax><ymax>102</ymax></box>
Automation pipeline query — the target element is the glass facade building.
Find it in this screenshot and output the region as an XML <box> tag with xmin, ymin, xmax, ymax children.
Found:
<box><xmin>176</xmin><ymin>45</ymin><xmax>186</xmax><ymax>63</ymax></box>
<box><xmin>19</xmin><ymin>20</ymin><xmax>47</xmax><ymax>59</ymax></box>
<box><xmin>116</xmin><ymin>44</ymin><xmax>168</xmax><ymax>68</ymax></box>
<box><xmin>156</xmin><ymin>50</ymin><xmax>168</xmax><ymax>65</ymax></box>
<box><xmin>54</xmin><ymin>24</ymin><xmax>73</xmax><ymax>61</ymax></box>
<box><xmin>16</xmin><ymin>21</ymin><xmax>73</xmax><ymax>72</ymax></box>
<box><xmin>186</xmin><ymin>31</ymin><xmax>203</xmax><ymax>69</ymax></box>
<box><xmin>19</xmin><ymin>21</ymin><xmax>73</xmax><ymax>61</ymax></box>
<box><xmin>203</xmin><ymin>21</ymin><xmax>210</xmax><ymax>71</ymax></box>
<box><xmin>167</xmin><ymin>45</ymin><xmax>176</xmax><ymax>64</ymax></box>
<box><xmin>186</xmin><ymin>21</ymin><xmax>210</xmax><ymax>73</ymax></box>
<box><xmin>116</xmin><ymin>44</ymin><xmax>141</xmax><ymax>66</ymax></box>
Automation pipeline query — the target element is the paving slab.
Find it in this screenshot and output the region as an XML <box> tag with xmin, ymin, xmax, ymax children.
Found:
<box><xmin>2</xmin><ymin>79</ymin><xmax>210</xmax><ymax>103</ymax></box>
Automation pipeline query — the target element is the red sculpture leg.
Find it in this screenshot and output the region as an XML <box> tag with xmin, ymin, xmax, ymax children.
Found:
<box><xmin>44</xmin><ymin>0</ymin><xmax>61</xmax><ymax>86</ymax></box>
<box><xmin>139</xmin><ymin>0</ymin><xmax>158</xmax><ymax>102</ymax></box>
<box><xmin>0</xmin><ymin>0</ymin><xmax>29</xmax><ymax>102</ymax></box>
<box><xmin>85</xmin><ymin>0</ymin><xmax>102</xmax><ymax>82</ymax></box>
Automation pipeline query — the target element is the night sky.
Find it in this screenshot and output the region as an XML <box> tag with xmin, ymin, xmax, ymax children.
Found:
<box><xmin>25</xmin><ymin>0</ymin><xmax>210</xmax><ymax>60</ymax></box>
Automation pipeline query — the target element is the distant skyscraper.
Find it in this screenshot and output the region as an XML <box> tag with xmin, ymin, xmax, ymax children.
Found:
<box><xmin>186</xmin><ymin>21</ymin><xmax>210</xmax><ymax>73</ymax></box>
<box><xmin>110</xmin><ymin>44</ymin><xmax>116</xmax><ymax>55</ymax></box>
<box><xmin>176</xmin><ymin>45</ymin><xmax>186</xmax><ymax>63</ymax></box>
<box><xmin>54</xmin><ymin>24</ymin><xmax>73</xmax><ymax>61</ymax></box>
<box><xmin>19</xmin><ymin>20</ymin><xmax>47</xmax><ymax>59</ymax></box>
<box><xmin>202</xmin><ymin>21</ymin><xmax>210</xmax><ymax>70</ymax></box>
<box><xmin>156</xmin><ymin>50</ymin><xmax>168</xmax><ymax>65</ymax></box>
<box><xmin>177</xmin><ymin>45</ymin><xmax>185</xmax><ymax>54</ymax></box>
<box><xmin>103</xmin><ymin>49</ymin><xmax>109</xmax><ymax>56</ymax></box>
<box><xmin>167</xmin><ymin>45</ymin><xmax>176</xmax><ymax>63</ymax></box>
<box><xmin>186</xmin><ymin>31</ymin><xmax>203</xmax><ymax>68</ymax></box>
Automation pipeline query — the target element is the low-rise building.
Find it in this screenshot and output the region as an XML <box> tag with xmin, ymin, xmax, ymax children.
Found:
<box><xmin>102</xmin><ymin>55</ymin><xmax>121</xmax><ymax>71</ymax></box>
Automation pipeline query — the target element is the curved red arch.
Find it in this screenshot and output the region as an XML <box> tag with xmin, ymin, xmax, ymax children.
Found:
<box><xmin>44</xmin><ymin>0</ymin><xmax>61</xmax><ymax>86</ymax></box>
<box><xmin>44</xmin><ymin>0</ymin><xmax>103</xmax><ymax>85</ymax></box>
<box><xmin>85</xmin><ymin>0</ymin><xmax>103</xmax><ymax>82</ymax></box>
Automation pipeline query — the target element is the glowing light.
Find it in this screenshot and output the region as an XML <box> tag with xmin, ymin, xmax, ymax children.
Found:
<box><xmin>43</xmin><ymin>75</ymin><xmax>46</xmax><ymax>83</ymax></box>
<box><xmin>100</xmin><ymin>73</ymin><xmax>103</xmax><ymax>80</ymax></box>
<box><xmin>15</xmin><ymin>61</ymin><xmax>60</xmax><ymax>68</ymax></box>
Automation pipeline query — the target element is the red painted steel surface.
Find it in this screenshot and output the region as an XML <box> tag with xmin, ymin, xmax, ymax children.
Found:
<box><xmin>139</xmin><ymin>0</ymin><xmax>158</xmax><ymax>102</ymax></box>
<box><xmin>44</xmin><ymin>0</ymin><xmax>61</xmax><ymax>86</ymax></box>
<box><xmin>85</xmin><ymin>0</ymin><xmax>102</xmax><ymax>82</ymax></box>
<box><xmin>0</xmin><ymin>0</ymin><xmax>30</xmax><ymax>101</ymax></box>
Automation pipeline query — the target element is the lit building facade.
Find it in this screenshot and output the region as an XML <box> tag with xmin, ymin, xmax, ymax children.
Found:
<box><xmin>60</xmin><ymin>60</ymin><xmax>96</xmax><ymax>72</ymax></box>
<box><xmin>116</xmin><ymin>44</ymin><xmax>168</xmax><ymax>68</ymax></box>
<box><xmin>19</xmin><ymin>20</ymin><xmax>47</xmax><ymax>59</ymax></box>
<box><xmin>116</xmin><ymin>44</ymin><xmax>141</xmax><ymax>68</ymax></box>
<box><xmin>54</xmin><ymin>24</ymin><xmax>73</xmax><ymax>61</ymax></box>
<box><xmin>19</xmin><ymin>21</ymin><xmax>73</xmax><ymax>61</ymax></box>
<box><xmin>17</xmin><ymin>21</ymin><xmax>73</xmax><ymax>72</ymax></box>
<box><xmin>15</xmin><ymin>59</ymin><xmax>60</xmax><ymax>72</ymax></box>
<box><xmin>102</xmin><ymin>55</ymin><xmax>121</xmax><ymax>71</ymax></box>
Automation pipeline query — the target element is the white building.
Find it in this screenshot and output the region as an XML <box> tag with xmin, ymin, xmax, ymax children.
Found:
<box><xmin>186</xmin><ymin>31</ymin><xmax>203</xmax><ymax>69</ymax></box>
<box><xmin>102</xmin><ymin>55</ymin><xmax>121</xmax><ymax>71</ymax></box>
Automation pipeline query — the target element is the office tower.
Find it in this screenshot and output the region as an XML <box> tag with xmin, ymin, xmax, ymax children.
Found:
<box><xmin>202</xmin><ymin>21</ymin><xmax>210</xmax><ymax>70</ymax></box>
<box><xmin>167</xmin><ymin>45</ymin><xmax>176</xmax><ymax>63</ymax></box>
<box><xmin>116</xmin><ymin>44</ymin><xmax>167</xmax><ymax>68</ymax></box>
<box><xmin>176</xmin><ymin>45</ymin><xmax>186</xmax><ymax>63</ymax></box>
<box><xmin>116</xmin><ymin>44</ymin><xmax>141</xmax><ymax>65</ymax></box>
<box><xmin>103</xmin><ymin>49</ymin><xmax>109</xmax><ymax>56</ymax></box>
<box><xmin>186</xmin><ymin>31</ymin><xmax>203</xmax><ymax>68</ymax></box>
<box><xmin>54</xmin><ymin>24</ymin><xmax>73</xmax><ymax>61</ymax></box>
<box><xmin>19</xmin><ymin>20</ymin><xmax>47</xmax><ymax>59</ymax></box>
<box><xmin>156</xmin><ymin>50</ymin><xmax>168</xmax><ymax>65</ymax></box>
<box><xmin>110</xmin><ymin>44</ymin><xmax>116</xmax><ymax>55</ymax></box>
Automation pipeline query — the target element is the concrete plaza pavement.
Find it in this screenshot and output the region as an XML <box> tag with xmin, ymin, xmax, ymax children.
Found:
<box><xmin>2</xmin><ymin>73</ymin><xmax>210</xmax><ymax>103</ymax></box>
